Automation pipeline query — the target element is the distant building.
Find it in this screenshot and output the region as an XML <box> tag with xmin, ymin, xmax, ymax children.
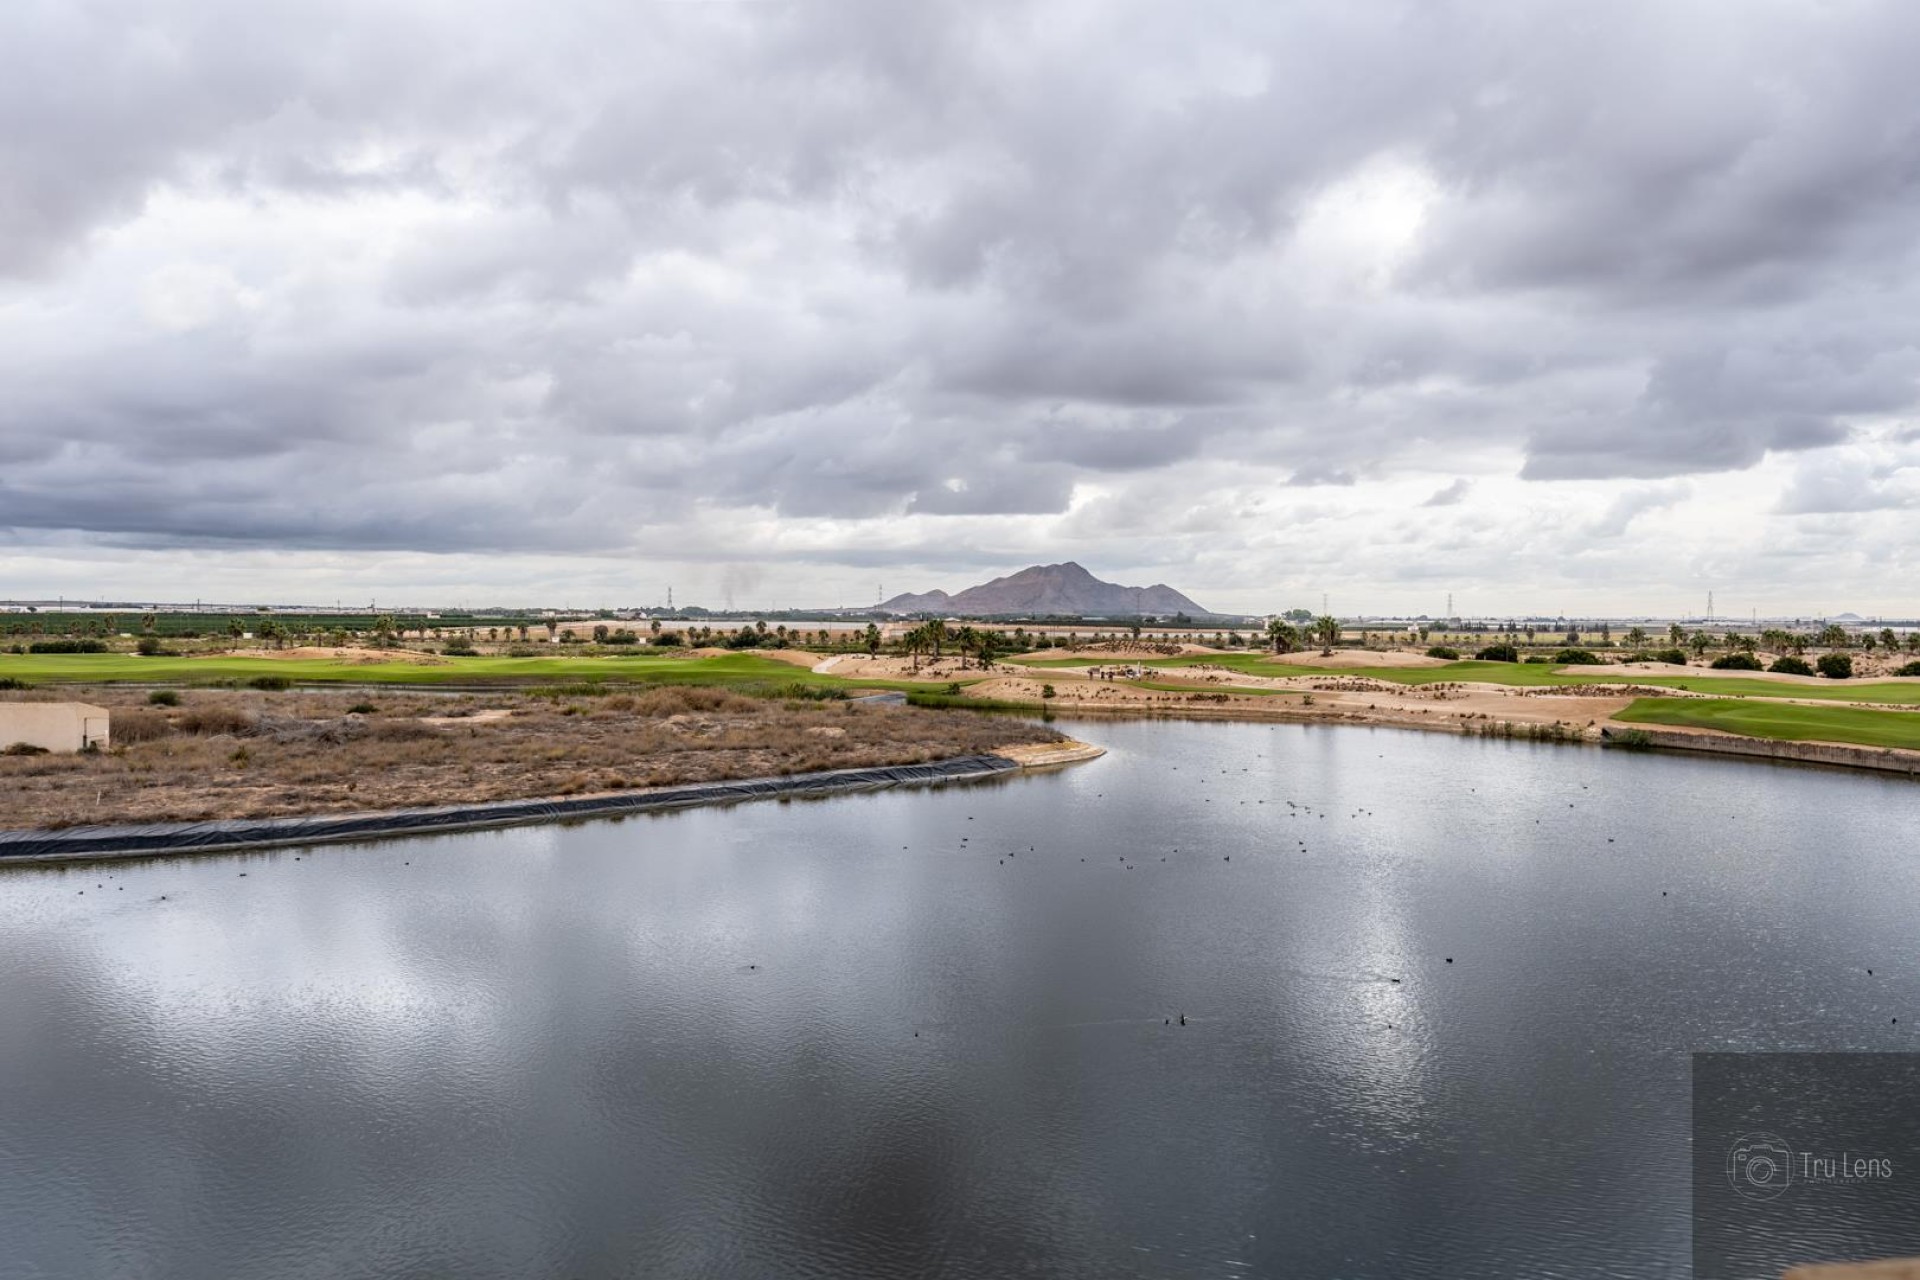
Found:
<box><xmin>0</xmin><ymin>702</ymin><xmax>110</xmax><ymax>753</ymax></box>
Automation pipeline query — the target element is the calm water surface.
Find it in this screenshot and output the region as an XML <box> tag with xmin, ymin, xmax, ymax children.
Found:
<box><xmin>4</xmin><ymin>720</ymin><xmax>1919</xmax><ymax>1278</ymax></box>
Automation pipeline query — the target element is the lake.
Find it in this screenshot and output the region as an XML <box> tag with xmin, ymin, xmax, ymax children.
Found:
<box><xmin>4</xmin><ymin>719</ymin><xmax>1917</xmax><ymax>1278</ymax></box>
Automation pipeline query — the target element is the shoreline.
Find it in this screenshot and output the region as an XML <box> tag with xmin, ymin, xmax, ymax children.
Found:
<box><xmin>0</xmin><ymin>739</ymin><xmax>1105</xmax><ymax>864</ymax></box>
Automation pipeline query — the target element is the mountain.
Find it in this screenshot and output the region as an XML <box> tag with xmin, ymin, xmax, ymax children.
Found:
<box><xmin>877</xmin><ymin>562</ymin><xmax>1214</xmax><ymax>617</ymax></box>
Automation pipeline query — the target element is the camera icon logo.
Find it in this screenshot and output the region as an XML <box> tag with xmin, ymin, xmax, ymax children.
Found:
<box><xmin>1727</xmin><ymin>1133</ymin><xmax>1795</xmax><ymax>1201</ymax></box>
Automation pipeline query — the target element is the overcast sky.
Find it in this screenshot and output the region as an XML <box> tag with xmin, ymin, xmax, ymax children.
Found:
<box><xmin>4</xmin><ymin>0</ymin><xmax>1918</xmax><ymax>617</ymax></box>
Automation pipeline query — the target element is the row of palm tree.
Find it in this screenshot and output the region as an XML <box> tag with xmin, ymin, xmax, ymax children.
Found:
<box><xmin>1266</xmin><ymin>615</ymin><xmax>1342</xmax><ymax>655</ymax></box>
<box><xmin>899</xmin><ymin>620</ymin><xmax>999</xmax><ymax>670</ymax></box>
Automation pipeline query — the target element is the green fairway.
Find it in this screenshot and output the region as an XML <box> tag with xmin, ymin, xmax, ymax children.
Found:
<box><xmin>1005</xmin><ymin>652</ymin><xmax>1920</xmax><ymax>703</ymax></box>
<box><xmin>1615</xmin><ymin>698</ymin><xmax>1920</xmax><ymax>751</ymax></box>
<box><xmin>0</xmin><ymin>650</ymin><xmax>927</xmax><ymax>693</ymax></box>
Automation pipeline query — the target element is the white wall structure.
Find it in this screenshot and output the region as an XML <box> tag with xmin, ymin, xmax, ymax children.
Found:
<box><xmin>0</xmin><ymin>703</ymin><xmax>110</xmax><ymax>753</ymax></box>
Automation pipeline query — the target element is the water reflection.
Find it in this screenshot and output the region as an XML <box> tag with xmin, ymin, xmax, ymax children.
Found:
<box><xmin>3</xmin><ymin>720</ymin><xmax>1916</xmax><ymax>1277</ymax></box>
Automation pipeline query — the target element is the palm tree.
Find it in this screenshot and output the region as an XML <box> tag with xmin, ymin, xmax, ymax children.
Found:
<box><xmin>926</xmin><ymin>619</ymin><xmax>948</xmax><ymax>660</ymax></box>
<box><xmin>1266</xmin><ymin>618</ymin><xmax>1299</xmax><ymax>655</ymax></box>
<box><xmin>864</xmin><ymin>623</ymin><xmax>881</xmax><ymax>655</ymax></box>
<box><xmin>1315</xmin><ymin>615</ymin><xmax>1340</xmax><ymax>656</ymax></box>
<box><xmin>1668</xmin><ymin>623</ymin><xmax>1686</xmax><ymax>646</ymax></box>
<box><xmin>1625</xmin><ymin>626</ymin><xmax>1649</xmax><ymax>648</ymax></box>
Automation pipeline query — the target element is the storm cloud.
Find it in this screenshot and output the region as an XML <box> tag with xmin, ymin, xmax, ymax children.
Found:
<box><xmin>3</xmin><ymin>0</ymin><xmax>1918</xmax><ymax>612</ymax></box>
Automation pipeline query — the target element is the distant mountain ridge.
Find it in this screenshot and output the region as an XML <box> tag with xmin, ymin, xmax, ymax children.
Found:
<box><xmin>878</xmin><ymin>562</ymin><xmax>1214</xmax><ymax>617</ymax></box>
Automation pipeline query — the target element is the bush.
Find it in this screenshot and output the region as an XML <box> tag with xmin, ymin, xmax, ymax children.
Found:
<box><xmin>1769</xmin><ymin>656</ymin><xmax>1815</xmax><ymax>676</ymax></box>
<box><xmin>136</xmin><ymin>635</ymin><xmax>163</xmax><ymax>656</ymax></box>
<box><xmin>1524</xmin><ymin>655</ymin><xmax>1553</xmax><ymax>663</ymax></box>
<box><xmin>1653</xmin><ymin>648</ymin><xmax>1688</xmax><ymax>666</ymax></box>
<box><xmin>1424</xmin><ymin>646</ymin><xmax>1459</xmax><ymax>660</ymax></box>
<box><xmin>347</xmin><ymin>702</ymin><xmax>378</xmax><ymax>714</ymax></box>
<box><xmin>1555</xmin><ymin>648</ymin><xmax>1602</xmax><ymax>665</ymax></box>
<box><xmin>651</xmin><ymin>632</ymin><xmax>684</xmax><ymax>648</ymax></box>
<box><xmin>1709</xmin><ymin>652</ymin><xmax>1763</xmax><ymax>670</ymax></box>
<box><xmin>2</xmin><ymin>742</ymin><xmax>49</xmax><ymax>756</ymax></box>
<box><xmin>1817</xmin><ymin>652</ymin><xmax>1854</xmax><ymax>680</ymax></box>
<box><xmin>27</xmin><ymin>639</ymin><xmax>106</xmax><ymax>654</ymax></box>
<box><xmin>112</xmin><ymin>709</ymin><xmax>172</xmax><ymax>744</ymax></box>
<box><xmin>1896</xmin><ymin>661</ymin><xmax>1920</xmax><ymax>678</ymax></box>
<box><xmin>442</xmin><ymin>638</ymin><xmax>476</xmax><ymax>656</ymax></box>
<box><xmin>1620</xmin><ymin>652</ymin><xmax>1653</xmax><ymax>664</ymax></box>
<box><xmin>247</xmin><ymin>675</ymin><xmax>292</xmax><ymax>691</ymax></box>
<box><xmin>147</xmin><ymin>689</ymin><xmax>180</xmax><ymax>706</ymax></box>
<box><xmin>177</xmin><ymin>706</ymin><xmax>257</xmax><ymax>735</ymax></box>
<box><xmin>1475</xmin><ymin>643</ymin><xmax>1519</xmax><ymax>662</ymax></box>
<box><xmin>1041</xmin><ymin>684</ymin><xmax>1057</xmax><ymax>699</ymax></box>
<box><xmin>1606</xmin><ymin>728</ymin><xmax>1655</xmax><ymax>750</ymax></box>
<box><xmin>0</xmin><ymin>677</ymin><xmax>30</xmax><ymax>691</ymax></box>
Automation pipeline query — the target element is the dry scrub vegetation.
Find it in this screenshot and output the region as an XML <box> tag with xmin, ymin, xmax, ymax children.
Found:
<box><xmin>0</xmin><ymin>687</ymin><xmax>1062</xmax><ymax>829</ymax></box>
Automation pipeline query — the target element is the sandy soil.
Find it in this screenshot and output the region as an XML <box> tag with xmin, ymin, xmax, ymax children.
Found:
<box><xmin>192</xmin><ymin>645</ymin><xmax>450</xmax><ymax>665</ymax></box>
<box><xmin>811</xmin><ymin>653</ymin><xmax>983</xmax><ymax>681</ymax></box>
<box><xmin>0</xmin><ymin>687</ymin><xmax>1066</xmax><ymax>829</ymax></box>
<box><xmin>970</xmin><ymin>670</ymin><xmax>1637</xmax><ymax>738</ymax></box>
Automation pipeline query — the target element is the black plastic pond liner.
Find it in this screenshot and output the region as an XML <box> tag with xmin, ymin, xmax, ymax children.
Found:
<box><xmin>0</xmin><ymin>754</ymin><xmax>1020</xmax><ymax>862</ymax></box>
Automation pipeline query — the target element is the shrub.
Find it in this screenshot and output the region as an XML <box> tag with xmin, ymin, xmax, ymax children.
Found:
<box><xmin>1607</xmin><ymin>728</ymin><xmax>1655</xmax><ymax>750</ymax></box>
<box><xmin>136</xmin><ymin>635</ymin><xmax>163</xmax><ymax>656</ymax></box>
<box><xmin>1620</xmin><ymin>652</ymin><xmax>1653</xmax><ymax>664</ymax></box>
<box><xmin>177</xmin><ymin>706</ymin><xmax>257</xmax><ymax>736</ymax></box>
<box><xmin>442</xmin><ymin>638</ymin><xmax>476</xmax><ymax>656</ymax></box>
<box><xmin>1555</xmin><ymin>648</ymin><xmax>1602</xmax><ymax>665</ymax></box>
<box><xmin>1041</xmin><ymin>684</ymin><xmax>1057</xmax><ymax>699</ymax></box>
<box><xmin>1424</xmin><ymin>646</ymin><xmax>1459</xmax><ymax>660</ymax></box>
<box><xmin>1653</xmin><ymin>648</ymin><xmax>1689</xmax><ymax>665</ymax></box>
<box><xmin>347</xmin><ymin>702</ymin><xmax>378</xmax><ymax>714</ymax></box>
<box><xmin>1770</xmin><ymin>656</ymin><xmax>1815</xmax><ymax>676</ymax></box>
<box><xmin>2</xmin><ymin>742</ymin><xmax>49</xmax><ymax>756</ymax></box>
<box><xmin>147</xmin><ymin>689</ymin><xmax>180</xmax><ymax>706</ymax></box>
<box><xmin>28</xmin><ymin>639</ymin><xmax>106</xmax><ymax>654</ymax></box>
<box><xmin>1524</xmin><ymin>655</ymin><xmax>1553</xmax><ymax>663</ymax></box>
<box><xmin>651</xmin><ymin>632</ymin><xmax>684</xmax><ymax>647</ymax></box>
<box><xmin>112</xmin><ymin>709</ymin><xmax>172</xmax><ymax>744</ymax></box>
<box><xmin>1896</xmin><ymin>661</ymin><xmax>1920</xmax><ymax>677</ymax></box>
<box><xmin>1475</xmin><ymin>643</ymin><xmax>1519</xmax><ymax>662</ymax></box>
<box><xmin>247</xmin><ymin>675</ymin><xmax>291</xmax><ymax>691</ymax></box>
<box><xmin>1817</xmin><ymin>652</ymin><xmax>1854</xmax><ymax>680</ymax></box>
<box><xmin>0</xmin><ymin>677</ymin><xmax>30</xmax><ymax>691</ymax></box>
<box><xmin>1709</xmin><ymin>652</ymin><xmax>1763</xmax><ymax>670</ymax></box>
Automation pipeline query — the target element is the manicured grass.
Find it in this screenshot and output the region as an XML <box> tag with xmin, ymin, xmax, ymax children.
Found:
<box><xmin>0</xmin><ymin>650</ymin><xmax>928</xmax><ymax>693</ymax></box>
<box><xmin>1006</xmin><ymin>652</ymin><xmax>1920</xmax><ymax>702</ymax></box>
<box><xmin>1615</xmin><ymin>698</ymin><xmax>1920</xmax><ymax>751</ymax></box>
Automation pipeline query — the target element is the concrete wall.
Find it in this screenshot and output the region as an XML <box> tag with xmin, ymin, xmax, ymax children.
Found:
<box><xmin>0</xmin><ymin>703</ymin><xmax>110</xmax><ymax>753</ymax></box>
<box><xmin>1604</xmin><ymin>725</ymin><xmax>1920</xmax><ymax>778</ymax></box>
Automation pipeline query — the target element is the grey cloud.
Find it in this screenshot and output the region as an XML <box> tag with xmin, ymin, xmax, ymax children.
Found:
<box><xmin>4</xmin><ymin>0</ymin><xmax>1920</xmax><ymax>598</ymax></box>
<box><xmin>1286</xmin><ymin>467</ymin><xmax>1357</xmax><ymax>488</ymax></box>
<box><xmin>1587</xmin><ymin>483</ymin><xmax>1691</xmax><ymax>538</ymax></box>
<box><xmin>1776</xmin><ymin>456</ymin><xmax>1916</xmax><ymax>515</ymax></box>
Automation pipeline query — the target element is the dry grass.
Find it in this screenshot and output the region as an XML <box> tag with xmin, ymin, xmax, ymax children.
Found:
<box><xmin>0</xmin><ymin>687</ymin><xmax>1061</xmax><ymax>829</ymax></box>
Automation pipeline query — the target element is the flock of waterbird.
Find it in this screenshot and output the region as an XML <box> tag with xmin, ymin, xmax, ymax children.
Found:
<box><xmin>54</xmin><ymin>738</ymin><xmax>1907</xmax><ymax>1033</ymax></box>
